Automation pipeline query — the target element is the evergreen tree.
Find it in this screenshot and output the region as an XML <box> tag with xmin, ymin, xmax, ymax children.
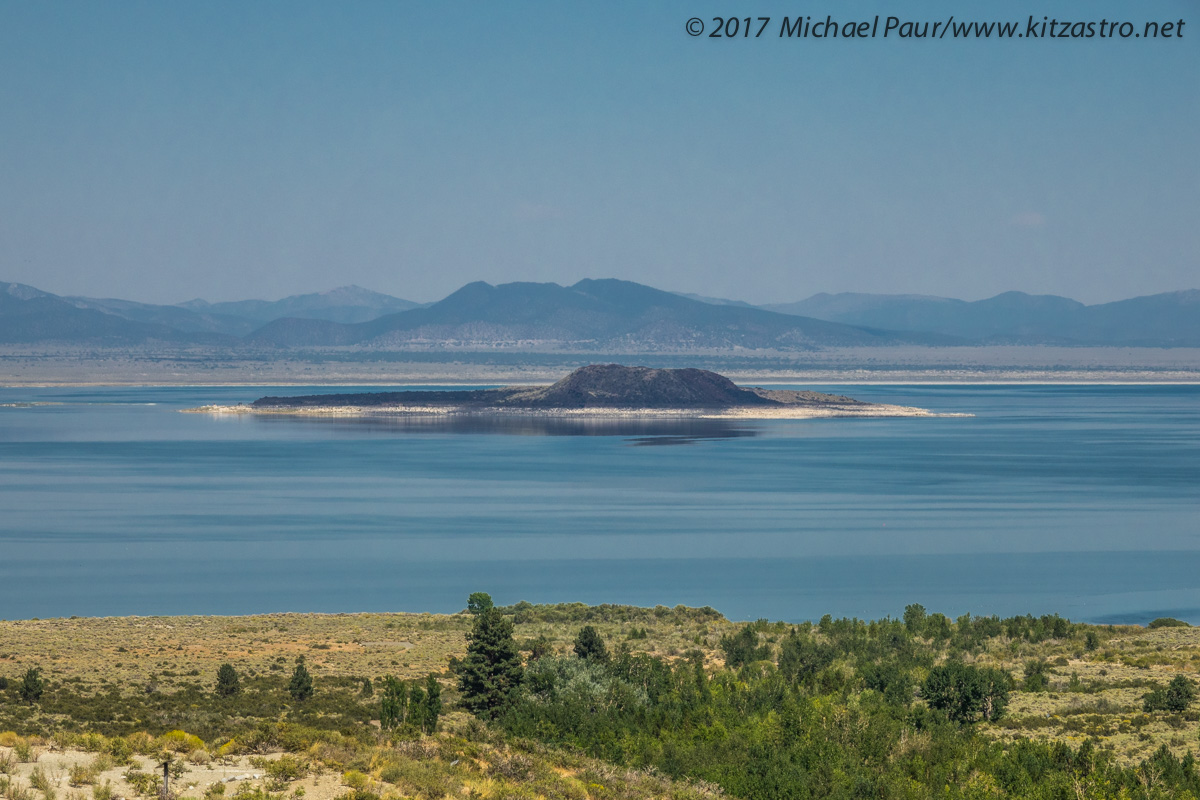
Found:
<box><xmin>573</xmin><ymin>626</ymin><xmax>609</xmax><ymax>663</ymax></box>
<box><xmin>380</xmin><ymin>675</ymin><xmax>407</xmax><ymax>730</ymax></box>
<box><xmin>903</xmin><ymin>603</ymin><xmax>927</xmax><ymax>635</ymax></box>
<box><xmin>288</xmin><ymin>657</ymin><xmax>314</xmax><ymax>701</ymax></box>
<box><xmin>458</xmin><ymin>605</ymin><xmax>523</xmax><ymax>718</ymax></box>
<box><xmin>19</xmin><ymin>667</ymin><xmax>44</xmax><ymax>704</ymax></box>
<box><xmin>409</xmin><ymin>683</ymin><xmax>428</xmax><ymax>731</ymax></box>
<box><xmin>422</xmin><ymin>673</ymin><xmax>442</xmax><ymax>733</ymax></box>
<box><xmin>360</xmin><ymin>676</ymin><xmax>374</xmax><ymax>697</ymax></box>
<box><xmin>215</xmin><ymin>663</ymin><xmax>240</xmax><ymax>697</ymax></box>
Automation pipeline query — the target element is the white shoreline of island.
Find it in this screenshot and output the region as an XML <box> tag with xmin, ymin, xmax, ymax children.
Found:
<box><xmin>182</xmin><ymin>403</ymin><xmax>969</xmax><ymax>419</ymax></box>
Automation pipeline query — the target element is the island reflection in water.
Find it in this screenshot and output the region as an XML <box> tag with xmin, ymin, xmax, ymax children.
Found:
<box><xmin>251</xmin><ymin>413</ymin><xmax>759</xmax><ymax>443</ymax></box>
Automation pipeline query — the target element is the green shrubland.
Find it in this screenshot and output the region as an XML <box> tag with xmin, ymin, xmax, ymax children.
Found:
<box><xmin>2</xmin><ymin>603</ymin><xmax>1200</xmax><ymax>798</ymax></box>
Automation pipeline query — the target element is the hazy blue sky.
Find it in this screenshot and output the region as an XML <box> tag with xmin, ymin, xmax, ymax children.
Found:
<box><xmin>1</xmin><ymin>1</ymin><xmax>1195</xmax><ymax>304</ymax></box>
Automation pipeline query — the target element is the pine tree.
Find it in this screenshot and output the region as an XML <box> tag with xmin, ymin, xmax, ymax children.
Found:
<box><xmin>19</xmin><ymin>667</ymin><xmax>45</xmax><ymax>704</ymax></box>
<box><xmin>216</xmin><ymin>663</ymin><xmax>240</xmax><ymax>697</ymax></box>
<box><xmin>458</xmin><ymin>605</ymin><xmax>523</xmax><ymax>718</ymax></box>
<box><xmin>573</xmin><ymin>626</ymin><xmax>609</xmax><ymax>663</ymax></box>
<box><xmin>288</xmin><ymin>657</ymin><xmax>314</xmax><ymax>701</ymax></box>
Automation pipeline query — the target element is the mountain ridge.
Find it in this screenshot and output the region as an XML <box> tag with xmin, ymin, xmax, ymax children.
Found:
<box><xmin>2</xmin><ymin>279</ymin><xmax>1196</xmax><ymax>348</ymax></box>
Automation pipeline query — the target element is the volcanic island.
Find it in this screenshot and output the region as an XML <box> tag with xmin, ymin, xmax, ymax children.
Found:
<box><xmin>187</xmin><ymin>364</ymin><xmax>951</xmax><ymax>419</ymax></box>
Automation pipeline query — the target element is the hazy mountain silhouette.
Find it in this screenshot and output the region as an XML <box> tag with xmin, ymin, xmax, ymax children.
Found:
<box><xmin>0</xmin><ymin>282</ymin><xmax>222</xmax><ymax>344</ymax></box>
<box><xmin>245</xmin><ymin>279</ymin><xmax>938</xmax><ymax>349</ymax></box>
<box><xmin>3</xmin><ymin>278</ymin><xmax>1195</xmax><ymax>348</ymax></box>
<box><xmin>180</xmin><ymin>285</ymin><xmax>420</xmax><ymax>326</ymax></box>
<box><xmin>764</xmin><ymin>290</ymin><xmax>1200</xmax><ymax>345</ymax></box>
<box><xmin>0</xmin><ymin>283</ymin><xmax>420</xmax><ymax>342</ymax></box>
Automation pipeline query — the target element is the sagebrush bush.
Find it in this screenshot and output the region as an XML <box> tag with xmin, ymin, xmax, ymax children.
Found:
<box><xmin>159</xmin><ymin>731</ymin><xmax>205</xmax><ymax>755</ymax></box>
<box><xmin>67</xmin><ymin>764</ymin><xmax>96</xmax><ymax>787</ymax></box>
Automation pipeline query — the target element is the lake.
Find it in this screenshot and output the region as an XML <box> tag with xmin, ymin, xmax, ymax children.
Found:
<box><xmin>1</xmin><ymin>383</ymin><xmax>1197</xmax><ymax>624</ymax></box>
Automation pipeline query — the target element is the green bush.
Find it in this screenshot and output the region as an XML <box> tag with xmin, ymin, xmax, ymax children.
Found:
<box><xmin>1148</xmin><ymin>617</ymin><xmax>1190</xmax><ymax>629</ymax></box>
<box><xmin>1143</xmin><ymin>675</ymin><xmax>1197</xmax><ymax>712</ymax></box>
<box><xmin>216</xmin><ymin>664</ymin><xmax>241</xmax><ymax>697</ymax></box>
<box><xmin>1023</xmin><ymin>659</ymin><xmax>1051</xmax><ymax>692</ymax></box>
<box><xmin>922</xmin><ymin>661</ymin><xmax>1011</xmax><ymax>722</ymax></box>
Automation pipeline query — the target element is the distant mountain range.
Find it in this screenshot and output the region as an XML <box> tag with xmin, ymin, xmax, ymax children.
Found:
<box><xmin>2</xmin><ymin>279</ymin><xmax>1196</xmax><ymax>349</ymax></box>
<box><xmin>243</xmin><ymin>279</ymin><xmax>933</xmax><ymax>350</ymax></box>
<box><xmin>762</xmin><ymin>290</ymin><xmax>1200</xmax><ymax>346</ymax></box>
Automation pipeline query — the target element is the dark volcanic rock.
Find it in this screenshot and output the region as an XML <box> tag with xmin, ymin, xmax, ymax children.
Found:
<box><xmin>252</xmin><ymin>364</ymin><xmax>864</xmax><ymax>410</ymax></box>
<box><xmin>521</xmin><ymin>364</ymin><xmax>773</xmax><ymax>408</ymax></box>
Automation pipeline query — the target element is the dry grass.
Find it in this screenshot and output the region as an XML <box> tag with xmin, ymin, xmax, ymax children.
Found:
<box><xmin>979</xmin><ymin>625</ymin><xmax>1200</xmax><ymax>765</ymax></box>
<box><xmin>0</xmin><ymin>610</ymin><xmax>730</xmax><ymax>701</ymax></box>
<box><xmin>3</xmin><ymin>608</ymin><xmax>1199</xmax><ymax>773</ymax></box>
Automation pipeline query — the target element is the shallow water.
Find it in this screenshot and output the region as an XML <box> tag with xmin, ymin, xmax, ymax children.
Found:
<box><xmin>0</xmin><ymin>383</ymin><xmax>1196</xmax><ymax>623</ymax></box>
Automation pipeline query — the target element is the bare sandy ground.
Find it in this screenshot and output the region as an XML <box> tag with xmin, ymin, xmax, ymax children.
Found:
<box><xmin>0</xmin><ymin>747</ymin><xmax>344</xmax><ymax>800</ymax></box>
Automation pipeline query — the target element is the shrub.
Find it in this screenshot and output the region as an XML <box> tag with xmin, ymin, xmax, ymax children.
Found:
<box><xmin>68</xmin><ymin>764</ymin><xmax>97</xmax><ymax>787</ymax></box>
<box><xmin>922</xmin><ymin>662</ymin><xmax>1011</xmax><ymax>722</ymax></box>
<box><xmin>1148</xmin><ymin>618</ymin><xmax>1190</xmax><ymax>629</ymax></box>
<box><xmin>105</xmin><ymin>738</ymin><xmax>133</xmax><ymax>766</ymax></box>
<box><xmin>92</xmin><ymin>781</ymin><xmax>113</xmax><ymax>800</ymax></box>
<box><xmin>1023</xmin><ymin>659</ymin><xmax>1051</xmax><ymax>692</ymax></box>
<box><xmin>29</xmin><ymin>767</ymin><xmax>55</xmax><ymax>794</ymax></box>
<box><xmin>341</xmin><ymin>771</ymin><xmax>368</xmax><ymax>791</ymax></box>
<box><xmin>159</xmin><ymin>731</ymin><xmax>205</xmax><ymax>755</ymax></box>
<box><xmin>719</xmin><ymin>626</ymin><xmax>769</xmax><ymax>668</ymax></box>
<box><xmin>264</xmin><ymin>756</ymin><xmax>306</xmax><ymax>789</ymax></box>
<box><xmin>13</xmin><ymin>740</ymin><xmax>36</xmax><ymax>763</ymax></box>
<box><xmin>1144</xmin><ymin>675</ymin><xmax>1197</xmax><ymax>713</ymax></box>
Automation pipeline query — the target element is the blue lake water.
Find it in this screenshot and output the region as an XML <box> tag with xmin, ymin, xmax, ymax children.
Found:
<box><xmin>1</xmin><ymin>383</ymin><xmax>1197</xmax><ymax>624</ymax></box>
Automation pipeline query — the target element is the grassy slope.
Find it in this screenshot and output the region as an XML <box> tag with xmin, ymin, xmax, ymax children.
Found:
<box><xmin>1</xmin><ymin>606</ymin><xmax>1198</xmax><ymax>799</ymax></box>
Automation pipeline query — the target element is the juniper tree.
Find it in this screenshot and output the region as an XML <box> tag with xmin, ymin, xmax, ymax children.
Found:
<box><xmin>216</xmin><ymin>663</ymin><xmax>240</xmax><ymax>697</ymax></box>
<box><xmin>19</xmin><ymin>667</ymin><xmax>44</xmax><ymax>704</ymax></box>
<box><xmin>573</xmin><ymin>626</ymin><xmax>609</xmax><ymax>663</ymax></box>
<box><xmin>288</xmin><ymin>657</ymin><xmax>314</xmax><ymax>701</ymax></box>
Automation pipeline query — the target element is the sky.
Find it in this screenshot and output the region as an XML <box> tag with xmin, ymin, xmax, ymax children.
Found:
<box><xmin>0</xmin><ymin>1</ymin><xmax>1196</xmax><ymax>305</ymax></box>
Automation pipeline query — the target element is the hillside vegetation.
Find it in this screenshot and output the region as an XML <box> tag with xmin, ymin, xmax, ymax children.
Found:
<box><xmin>2</xmin><ymin>603</ymin><xmax>1200</xmax><ymax>799</ymax></box>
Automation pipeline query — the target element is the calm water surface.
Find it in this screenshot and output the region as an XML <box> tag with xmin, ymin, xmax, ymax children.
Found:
<box><xmin>1</xmin><ymin>384</ymin><xmax>1197</xmax><ymax>623</ymax></box>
